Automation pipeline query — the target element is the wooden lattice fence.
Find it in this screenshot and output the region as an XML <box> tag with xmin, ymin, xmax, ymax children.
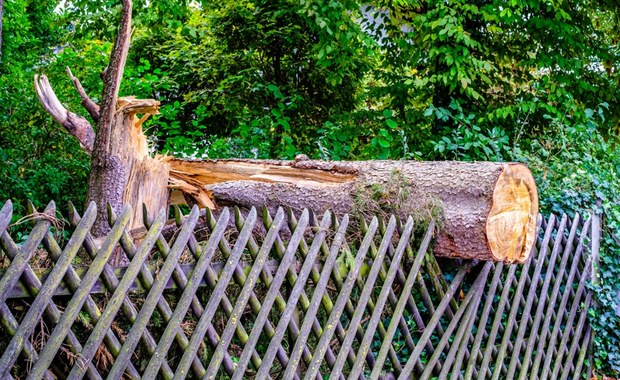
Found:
<box><xmin>0</xmin><ymin>200</ymin><xmax>595</xmax><ymax>379</ymax></box>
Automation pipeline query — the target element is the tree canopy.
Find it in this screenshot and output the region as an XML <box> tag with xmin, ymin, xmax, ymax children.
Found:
<box><xmin>0</xmin><ymin>0</ymin><xmax>619</xmax><ymax>374</ymax></box>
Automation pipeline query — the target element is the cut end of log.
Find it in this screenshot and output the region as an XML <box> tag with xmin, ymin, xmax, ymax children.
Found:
<box><xmin>486</xmin><ymin>163</ymin><xmax>539</xmax><ymax>263</ymax></box>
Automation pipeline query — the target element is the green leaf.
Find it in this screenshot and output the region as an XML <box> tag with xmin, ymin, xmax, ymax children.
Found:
<box><xmin>378</xmin><ymin>139</ymin><xmax>390</xmax><ymax>148</ymax></box>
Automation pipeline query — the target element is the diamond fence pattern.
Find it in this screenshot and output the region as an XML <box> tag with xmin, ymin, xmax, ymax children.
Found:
<box><xmin>0</xmin><ymin>199</ymin><xmax>594</xmax><ymax>379</ymax></box>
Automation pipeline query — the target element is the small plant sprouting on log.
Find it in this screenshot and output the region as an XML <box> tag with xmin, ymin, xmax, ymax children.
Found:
<box><xmin>353</xmin><ymin>168</ymin><xmax>444</xmax><ymax>232</ymax></box>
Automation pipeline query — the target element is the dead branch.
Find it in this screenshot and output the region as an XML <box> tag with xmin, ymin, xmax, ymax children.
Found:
<box><xmin>66</xmin><ymin>67</ymin><xmax>100</xmax><ymax>121</ymax></box>
<box><xmin>34</xmin><ymin>74</ymin><xmax>95</xmax><ymax>153</ymax></box>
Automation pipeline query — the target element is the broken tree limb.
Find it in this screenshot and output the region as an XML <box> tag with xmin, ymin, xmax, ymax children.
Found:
<box><xmin>66</xmin><ymin>67</ymin><xmax>100</xmax><ymax>121</ymax></box>
<box><xmin>168</xmin><ymin>158</ymin><xmax>538</xmax><ymax>263</ymax></box>
<box><xmin>87</xmin><ymin>96</ymin><xmax>167</xmax><ymax>233</ymax></box>
<box><xmin>34</xmin><ymin>74</ymin><xmax>95</xmax><ymax>153</ymax></box>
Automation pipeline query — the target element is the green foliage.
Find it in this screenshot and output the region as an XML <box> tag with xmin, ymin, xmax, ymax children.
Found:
<box><xmin>124</xmin><ymin>0</ymin><xmax>372</xmax><ymax>159</ymax></box>
<box><xmin>0</xmin><ymin>0</ymin><xmax>92</xmax><ymax>213</ymax></box>
<box><xmin>523</xmin><ymin>104</ymin><xmax>620</xmax><ymax>375</ymax></box>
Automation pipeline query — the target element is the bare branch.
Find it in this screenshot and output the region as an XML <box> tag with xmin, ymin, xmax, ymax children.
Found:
<box><xmin>95</xmin><ymin>0</ymin><xmax>133</xmax><ymax>153</ymax></box>
<box><xmin>66</xmin><ymin>67</ymin><xmax>100</xmax><ymax>121</ymax></box>
<box><xmin>34</xmin><ymin>74</ymin><xmax>95</xmax><ymax>153</ymax></box>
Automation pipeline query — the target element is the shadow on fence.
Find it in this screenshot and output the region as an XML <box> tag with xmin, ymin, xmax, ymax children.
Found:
<box><xmin>0</xmin><ymin>200</ymin><xmax>595</xmax><ymax>379</ymax></box>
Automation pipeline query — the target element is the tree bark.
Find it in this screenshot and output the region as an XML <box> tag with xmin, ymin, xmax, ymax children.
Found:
<box><xmin>168</xmin><ymin>158</ymin><xmax>538</xmax><ymax>263</ymax></box>
<box><xmin>86</xmin><ymin>0</ymin><xmax>134</xmax><ymax>235</ymax></box>
<box><xmin>35</xmin><ymin>74</ymin><xmax>539</xmax><ymax>261</ymax></box>
<box><xmin>88</xmin><ymin>97</ymin><xmax>169</xmax><ymax>233</ymax></box>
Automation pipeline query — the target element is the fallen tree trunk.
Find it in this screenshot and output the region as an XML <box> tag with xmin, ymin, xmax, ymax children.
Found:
<box><xmin>168</xmin><ymin>158</ymin><xmax>538</xmax><ymax>263</ymax></box>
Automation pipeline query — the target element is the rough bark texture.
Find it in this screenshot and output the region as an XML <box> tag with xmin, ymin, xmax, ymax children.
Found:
<box><xmin>168</xmin><ymin>158</ymin><xmax>538</xmax><ymax>263</ymax></box>
<box><xmin>87</xmin><ymin>97</ymin><xmax>168</xmax><ymax>233</ymax></box>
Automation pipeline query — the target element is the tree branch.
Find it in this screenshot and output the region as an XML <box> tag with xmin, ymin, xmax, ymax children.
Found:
<box><xmin>66</xmin><ymin>67</ymin><xmax>100</xmax><ymax>121</ymax></box>
<box><xmin>94</xmin><ymin>0</ymin><xmax>133</xmax><ymax>154</ymax></box>
<box><xmin>34</xmin><ymin>74</ymin><xmax>95</xmax><ymax>153</ymax></box>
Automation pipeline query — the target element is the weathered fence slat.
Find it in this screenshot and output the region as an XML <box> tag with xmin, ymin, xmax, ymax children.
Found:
<box><xmin>107</xmin><ymin>207</ymin><xmax>194</xmax><ymax>379</ymax></box>
<box><xmin>24</xmin><ymin>202</ymin><xmax>99</xmax><ymax>379</ymax></box>
<box><xmin>529</xmin><ymin>216</ymin><xmax>590</xmax><ymax>379</ymax></box>
<box><xmin>349</xmin><ymin>217</ymin><xmax>414</xmax><ymax>380</ymax></box>
<box><xmin>0</xmin><ymin>203</ymin><xmax>108</xmax><ymax>380</ymax></box>
<box><xmin>174</xmin><ymin>208</ymin><xmax>259</xmax><ymax>379</ymax></box>
<box><xmin>65</xmin><ymin>203</ymin><xmax>158</xmax><ymax>379</ymax></box>
<box><xmin>463</xmin><ymin>260</ymin><xmax>503</xmax><ymax>379</ymax></box>
<box><xmin>466</xmin><ymin>262</ymin><xmax>511</xmax><ymax>380</ymax></box>
<box><xmin>300</xmin><ymin>217</ymin><xmax>378</xmax><ymax>380</ymax></box>
<box><xmin>204</xmin><ymin>207</ymin><xmax>276</xmax><ymax>377</ymax></box>
<box><xmin>263</xmin><ymin>207</ymin><xmax>339</xmax><ymax>376</ymax></box>
<box><xmin>519</xmin><ymin>215</ymin><xmax>584</xmax><ymax>379</ymax></box>
<box><xmin>0</xmin><ymin>203</ymin><xmax>55</xmax><ymax>308</ymax></box>
<box><xmin>567</xmin><ymin>297</ymin><xmax>592</xmax><ymax>380</ymax></box>
<box><xmin>207</xmin><ymin>209</ymin><xmax>286</xmax><ymax>377</ymax></box>
<box><xmin>66</xmin><ymin>208</ymin><xmax>168</xmax><ymax>380</ymax></box>
<box><xmin>369</xmin><ymin>219</ymin><xmax>433</xmax><ymax>379</ymax></box>
<box><xmin>443</xmin><ymin>263</ymin><xmax>490</xmax><ymax>379</ymax></box>
<box><xmin>541</xmin><ymin>254</ymin><xmax>592</xmax><ymax>380</ymax></box>
<box><xmin>330</xmin><ymin>216</ymin><xmax>397</xmax><ymax>378</ymax></box>
<box><xmin>232</xmin><ymin>210</ymin><xmax>318</xmax><ymax>378</ymax></box>
<box><xmin>141</xmin><ymin>208</ymin><xmax>229</xmax><ymax>379</ymax></box>
<box><xmin>507</xmin><ymin>213</ymin><xmax>572</xmax><ymax>379</ymax></box>
<box><xmin>400</xmin><ymin>262</ymin><xmax>472</xmax><ymax>377</ymax></box>
<box><xmin>360</xmin><ymin>216</ymin><xmax>415</xmax><ymax>374</ymax></box>
<box><xmin>424</xmin><ymin>262</ymin><xmax>492</xmax><ymax>380</ymax></box>
<box><xmin>0</xmin><ymin>200</ymin><xmax>596</xmax><ymax>379</ymax></box>
<box><xmin>202</xmin><ymin>208</ymin><xmax>266</xmax><ymax>375</ymax></box>
<box><xmin>0</xmin><ymin>201</ymin><xmax>54</xmax><ymax>380</ymax></box>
